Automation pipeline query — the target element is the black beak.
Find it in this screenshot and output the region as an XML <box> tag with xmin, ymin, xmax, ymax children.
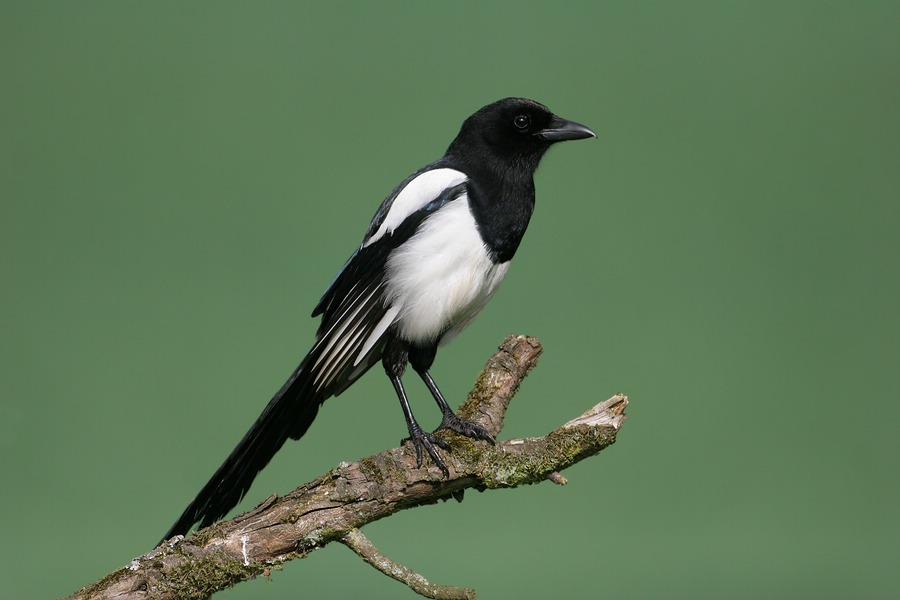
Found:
<box><xmin>536</xmin><ymin>115</ymin><xmax>596</xmax><ymax>142</ymax></box>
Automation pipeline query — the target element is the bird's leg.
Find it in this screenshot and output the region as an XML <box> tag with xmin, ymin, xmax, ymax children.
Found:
<box><xmin>417</xmin><ymin>369</ymin><xmax>495</xmax><ymax>444</ymax></box>
<box><xmin>388</xmin><ymin>375</ymin><xmax>451</xmax><ymax>474</ymax></box>
<box><xmin>408</xmin><ymin>344</ymin><xmax>495</xmax><ymax>444</ymax></box>
<box><xmin>383</xmin><ymin>340</ymin><xmax>450</xmax><ymax>475</ymax></box>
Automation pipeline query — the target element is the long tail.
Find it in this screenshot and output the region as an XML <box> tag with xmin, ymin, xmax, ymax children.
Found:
<box><xmin>160</xmin><ymin>358</ymin><xmax>322</xmax><ymax>544</ymax></box>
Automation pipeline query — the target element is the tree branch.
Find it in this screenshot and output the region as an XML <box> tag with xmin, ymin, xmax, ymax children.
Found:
<box><xmin>341</xmin><ymin>528</ymin><xmax>475</xmax><ymax>600</ymax></box>
<box><xmin>67</xmin><ymin>335</ymin><xmax>628</xmax><ymax>600</ymax></box>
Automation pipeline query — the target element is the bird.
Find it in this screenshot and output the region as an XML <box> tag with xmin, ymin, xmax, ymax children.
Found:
<box><xmin>160</xmin><ymin>97</ymin><xmax>595</xmax><ymax>543</ymax></box>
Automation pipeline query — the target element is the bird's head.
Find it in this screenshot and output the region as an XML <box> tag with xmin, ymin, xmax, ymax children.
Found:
<box><xmin>447</xmin><ymin>98</ymin><xmax>595</xmax><ymax>173</ymax></box>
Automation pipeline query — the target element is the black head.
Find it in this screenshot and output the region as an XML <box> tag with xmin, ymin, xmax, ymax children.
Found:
<box><xmin>446</xmin><ymin>98</ymin><xmax>595</xmax><ymax>173</ymax></box>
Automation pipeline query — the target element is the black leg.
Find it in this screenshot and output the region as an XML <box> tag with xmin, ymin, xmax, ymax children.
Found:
<box><xmin>418</xmin><ymin>370</ymin><xmax>495</xmax><ymax>444</ymax></box>
<box><xmin>388</xmin><ymin>374</ymin><xmax>451</xmax><ymax>474</ymax></box>
<box><xmin>383</xmin><ymin>339</ymin><xmax>450</xmax><ymax>475</ymax></box>
<box><xmin>408</xmin><ymin>344</ymin><xmax>495</xmax><ymax>444</ymax></box>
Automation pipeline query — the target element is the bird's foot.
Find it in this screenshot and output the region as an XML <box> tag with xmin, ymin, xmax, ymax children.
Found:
<box><xmin>402</xmin><ymin>426</ymin><xmax>451</xmax><ymax>476</ymax></box>
<box><xmin>435</xmin><ymin>412</ymin><xmax>496</xmax><ymax>444</ymax></box>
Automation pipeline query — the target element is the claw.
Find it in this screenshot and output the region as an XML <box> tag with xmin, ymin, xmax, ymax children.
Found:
<box><xmin>399</xmin><ymin>413</ymin><xmax>492</xmax><ymax>477</ymax></box>
<box><xmin>435</xmin><ymin>413</ymin><xmax>496</xmax><ymax>444</ymax></box>
<box><xmin>403</xmin><ymin>427</ymin><xmax>451</xmax><ymax>475</ymax></box>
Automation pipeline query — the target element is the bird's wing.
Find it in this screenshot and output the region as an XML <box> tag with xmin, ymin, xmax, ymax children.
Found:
<box><xmin>307</xmin><ymin>166</ymin><xmax>469</xmax><ymax>395</ymax></box>
<box><xmin>362</xmin><ymin>166</ymin><xmax>468</xmax><ymax>248</ymax></box>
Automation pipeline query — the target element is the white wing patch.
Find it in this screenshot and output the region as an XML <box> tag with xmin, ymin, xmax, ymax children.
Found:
<box><xmin>362</xmin><ymin>168</ymin><xmax>467</xmax><ymax>248</ymax></box>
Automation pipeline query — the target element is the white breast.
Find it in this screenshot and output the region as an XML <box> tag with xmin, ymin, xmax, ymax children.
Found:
<box><xmin>383</xmin><ymin>196</ymin><xmax>510</xmax><ymax>346</ymax></box>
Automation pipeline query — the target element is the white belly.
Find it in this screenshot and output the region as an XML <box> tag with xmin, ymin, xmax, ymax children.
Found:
<box><xmin>383</xmin><ymin>196</ymin><xmax>510</xmax><ymax>345</ymax></box>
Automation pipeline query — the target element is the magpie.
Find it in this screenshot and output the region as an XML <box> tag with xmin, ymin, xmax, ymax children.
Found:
<box><xmin>161</xmin><ymin>98</ymin><xmax>595</xmax><ymax>542</ymax></box>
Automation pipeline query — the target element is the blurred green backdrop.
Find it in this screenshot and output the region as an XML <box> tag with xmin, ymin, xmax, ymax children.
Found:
<box><xmin>2</xmin><ymin>2</ymin><xmax>897</xmax><ymax>599</ymax></box>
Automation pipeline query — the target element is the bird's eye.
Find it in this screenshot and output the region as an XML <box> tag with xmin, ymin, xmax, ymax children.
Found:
<box><xmin>513</xmin><ymin>114</ymin><xmax>531</xmax><ymax>130</ymax></box>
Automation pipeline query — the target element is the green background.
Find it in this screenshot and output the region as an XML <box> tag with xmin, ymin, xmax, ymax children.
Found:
<box><xmin>3</xmin><ymin>2</ymin><xmax>897</xmax><ymax>599</ymax></box>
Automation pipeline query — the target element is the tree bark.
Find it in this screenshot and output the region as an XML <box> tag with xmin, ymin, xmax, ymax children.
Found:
<box><xmin>66</xmin><ymin>335</ymin><xmax>628</xmax><ymax>600</ymax></box>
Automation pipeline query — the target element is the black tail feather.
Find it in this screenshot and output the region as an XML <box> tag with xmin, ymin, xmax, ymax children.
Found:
<box><xmin>159</xmin><ymin>360</ymin><xmax>322</xmax><ymax>544</ymax></box>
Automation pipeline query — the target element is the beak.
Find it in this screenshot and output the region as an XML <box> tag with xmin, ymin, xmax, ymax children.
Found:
<box><xmin>536</xmin><ymin>115</ymin><xmax>596</xmax><ymax>142</ymax></box>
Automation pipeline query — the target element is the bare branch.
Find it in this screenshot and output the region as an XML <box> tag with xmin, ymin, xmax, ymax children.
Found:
<box><xmin>341</xmin><ymin>529</ymin><xmax>475</xmax><ymax>600</ymax></box>
<box><xmin>66</xmin><ymin>335</ymin><xmax>627</xmax><ymax>600</ymax></box>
